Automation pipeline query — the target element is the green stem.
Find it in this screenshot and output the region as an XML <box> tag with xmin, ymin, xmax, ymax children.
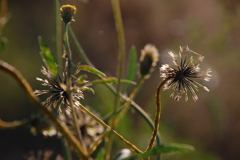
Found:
<box><xmin>0</xmin><ymin>119</ymin><xmax>30</xmax><ymax>129</ymax></box>
<box><xmin>145</xmin><ymin>79</ymin><xmax>168</xmax><ymax>151</ymax></box>
<box><xmin>61</xmin><ymin>138</ymin><xmax>73</xmax><ymax>160</ymax></box>
<box><xmin>0</xmin><ymin>60</ymin><xmax>90</xmax><ymax>159</ymax></box>
<box><xmin>64</xmin><ymin>23</ymin><xmax>87</xmax><ymax>152</ymax></box>
<box><xmin>115</xmin><ymin>77</ymin><xmax>144</xmax><ymax>125</ymax></box>
<box><xmin>79</xmin><ymin>104</ymin><xmax>143</xmax><ymax>155</ymax></box>
<box><xmin>54</xmin><ymin>0</ymin><xmax>62</xmax><ymax>66</ymax></box>
<box><xmin>64</xmin><ymin>23</ymin><xmax>73</xmax><ymax>80</ymax></box>
<box><xmin>106</xmin><ymin>0</ymin><xmax>126</xmax><ymax>159</ymax></box>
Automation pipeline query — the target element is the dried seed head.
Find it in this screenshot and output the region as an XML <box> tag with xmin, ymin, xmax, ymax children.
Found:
<box><xmin>34</xmin><ymin>61</ymin><xmax>89</xmax><ymax>113</ymax></box>
<box><xmin>160</xmin><ymin>46</ymin><xmax>212</xmax><ymax>102</ymax></box>
<box><xmin>60</xmin><ymin>108</ymin><xmax>104</xmax><ymax>147</ymax></box>
<box><xmin>60</xmin><ymin>4</ymin><xmax>77</xmax><ymax>24</ymax></box>
<box><xmin>139</xmin><ymin>44</ymin><xmax>159</xmax><ymax>78</ymax></box>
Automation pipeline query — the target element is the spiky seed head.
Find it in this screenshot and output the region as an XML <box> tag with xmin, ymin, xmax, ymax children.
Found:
<box><xmin>160</xmin><ymin>46</ymin><xmax>212</xmax><ymax>102</ymax></box>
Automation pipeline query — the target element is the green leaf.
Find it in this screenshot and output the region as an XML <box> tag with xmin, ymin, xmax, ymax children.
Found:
<box><xmin>89</xmin><ymin>77</ymin><xmax>136</xmax><ymax>85</ymax></box>
<box><xmin>125</xmin><ymin>46</ymin><xmax>137</xmax><ymax>91</ymax></box>
<box><xmin>139</xmin><ymin>144</ymin><xmax>195</xmax><ymax>158</ymax></box>
<box><xmin>38</xmin><ymin>36</ymin><xmax>57</xmax><ymax>76</ymax></box>
<box><xmin>95</xmin><ymin>149</ymin><xmax>103</xmax><ymax>160</ymax></box>
<box><xmin>80</xmin><ymin>86</ymin><xmax>95</xmax><ymax>94</ymax></box>
<box><xmin>77</xmin><ymin>74</ymin><xmax>88</xmax><ymax>84</ymax></box>
<box><xmin>78</xmin><ymin>65</ymin><xmax>106</xmax><ymax>77</ymax></box>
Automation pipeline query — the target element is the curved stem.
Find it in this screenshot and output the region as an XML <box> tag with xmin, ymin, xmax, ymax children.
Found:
<box><xmin>145</xmin><ymin>79</ymin><xmax>168</xmax><ymax>151</ymax></box>
<box><xmin>0</xmin><ymin>119</ymin><xmax>30</xmax><ymax>129</ymax></box>
<box><xmin>0</xmin><ymin>60</ymin><xmax>90</xmax><ymax>160</ymax></box>
<box><xmin>79</xmin><ymin>104</ymin><xmax>143</xmax><ymax>154</ymax></box>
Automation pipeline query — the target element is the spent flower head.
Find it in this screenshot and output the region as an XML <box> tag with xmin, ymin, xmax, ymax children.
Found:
<box><xmin>139</xmin><ymin>44</ymin><xmax>159</xmax><ymax>78</ymax></box>
<box><xmin>60</xmin><ymin>4</ymin><xmax>77</xmax><ymax>24</ymax></box>
<box><xmin>160</xmin><ymin>46</ymin><xmax>212</xmax><ymax>102</ymax></box>
<box><xmin>35</xmin><ymin>61</ymin><xmax>89</xmax><ymax>113</ymax></box>
<box><xmin>61</xmin><ymin>108</ymin><xmax>104</xmax><ymax>147</ymax></box>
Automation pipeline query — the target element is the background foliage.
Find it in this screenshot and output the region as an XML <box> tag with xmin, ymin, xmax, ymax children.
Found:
<box><xmin>0</xmin><ymin>0</ymin><xmax>239</xmax><ymax>159</ymax></box>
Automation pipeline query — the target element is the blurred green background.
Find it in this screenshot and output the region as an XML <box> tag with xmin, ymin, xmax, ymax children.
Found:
<box><xmin>0</xmin><ymin>0</ymin><xmax>239</xmax><ymax>159</ymax></box>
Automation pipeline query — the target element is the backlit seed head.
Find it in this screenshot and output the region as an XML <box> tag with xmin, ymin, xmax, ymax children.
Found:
<box><xmin>139</xmin><ymin>44</ymin><xmax>159</xmax><ymax>78</ymax></box>
<box><xmin>160</xmin><ymin>46</ymin><xmax>212</xmax><ymax>102</ymax></box>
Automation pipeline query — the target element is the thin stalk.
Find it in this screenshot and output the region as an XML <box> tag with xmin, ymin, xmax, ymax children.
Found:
<box><xmin>115</xmin><ymin>77</ymin><xmax>144</xmax><ymax>125</ymax></box>
<box><xmin>63</xmin><ymin>23</ymin><xmax>73</xmax><ymax>80</ymax></box>
<box><xmin>88</xmin><ymin>131</ymin><xmax>109</xmax><ymax>155</ymax></box>
<box><xmin>54</xmin><ymin>0</ymin><xmax>62</xmax><ymax>66</ymax></box>
<box><xmin>106</xmin><ymin>0</ymin><xmax>126</xmax><ymax>159</ymax></box>
<box><xmin>79</xmin><ymin>104</ymin><xmax>143</xmax><ymax>154</ymax></box>
<box><xmin>61</xmin><ymin>138</ymin><xmax>73</xmax><ymax>160</ymax></box>
<box><xmin>145</xmin><ymin>79</ymin><xmax>168</xmax><ymax>151</ymax></box>
<box><xmin>64</xmin><ymin>23</ymin><xmax>87</xmax><ymax>152</ymax></box>
<box><xmin>0</xmin><ymin>60</ymin><xmax>90</xmax><ymax>159</ymax></box>
<box><xmin>0</xmin><ymin>119</ymin><xmax>30</xmax><ymax>129</ymax></box>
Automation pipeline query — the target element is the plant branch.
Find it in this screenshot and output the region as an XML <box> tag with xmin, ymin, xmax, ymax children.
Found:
<box><xmin>0</xmin><ymin>119</ymin><xmax>30</xmax><ymax>129</ymax></box>
<box><xmin>0</xmin><ymin>60</ymin><xmax>90</xmax><ymax>160</ymax></box>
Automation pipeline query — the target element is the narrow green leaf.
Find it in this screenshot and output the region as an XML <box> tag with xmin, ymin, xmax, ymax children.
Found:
<box><xmin>80</xmin><ymin>86</ymin><xmax>95</xmax><ymax>94</ymax></box>
<box><xmin>89</xmin><ymin>77</ymin><xmax>136</xmax><ymax>85</ymax></box>
<box><xmin>78</xmin><ymin>65</ymin><xmax>106</xmax><ymax>77</ymax></box>
<box><xmin>95</xmin><ymin>149</ymin><xmax>103</xmax><ymax>160</ymax></box>
<box><xmin>139</xmin><ymin>144</ymin><xmax>195</xmax><ymax>158</ymax></box>
<box><xmin>125</xmin><ymin>46</ymin><xmax>137</xmax><ymax>91</ymax></box>
<box><xmin>77</xmin><ymin>74</ymin><xmax>88</xmax><ymax>84</ymax></box>
<box><xmin>38</xmin><ymin>36</ymin><xmax>57</xmax><ymax>76</ymax></box>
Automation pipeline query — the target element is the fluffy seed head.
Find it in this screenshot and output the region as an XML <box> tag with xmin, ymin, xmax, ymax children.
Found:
<box><xmin>139</xmin><ymin>44</ymin><xmax>159</xmax><ymax>78</ymax></box>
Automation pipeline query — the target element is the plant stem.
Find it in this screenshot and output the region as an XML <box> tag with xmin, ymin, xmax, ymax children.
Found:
<box><xmin>115</xmin><ymin>77</ymin><xmax>144</xmax><ymax>125</ymax></box>
<box><xmin>64</xmin><ymin>23</ymin><xmax>73</xmax><ymax>80</ymax></box>
<box><xmin>64</xmin><ymin>23</ymin><xmax>87</xmax><ymax>152</ymax></box>
<box><xmin>88</xmin><ymin>131</ymin><xmax>108</xmax><ymax>155</ymax></box>
<box><xmin>0</xmin><ymin>60</ymin><xmax>90</xmax><ymax>159</ymax></box>
<box><xmin>145</xmin><ymin>79</ymin><xmax>168</xmax><ymax>151</ymax></box>
<box><xmin>54</xmin><ymin>0</ymin><xmax>62</xmax><ymax>66</ymax></box>
<box><xmin>106</xmin><ymin>0</ymin><xmax>126</xmax><ymax>159</ymax></box>
<box><xmin>0</xmin><ymin>119</ymin><xmax>30</xmax><ymax>129</ymax></box>
<box><xmin>61</xmin><ymin>138</ymin><xmax>73</xmax><ymax>160</ymax></box>
<box><xmin>79</xmin><ymin>104</ymin><xmax>143</xmax><ymax>154</ymax></box>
